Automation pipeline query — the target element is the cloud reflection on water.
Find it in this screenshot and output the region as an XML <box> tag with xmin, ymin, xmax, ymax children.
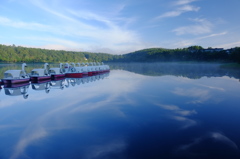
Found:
<box><xmin>85</xmin><ymin>140</ymin><xmax>127</xmax><ymax>159</ymax></box>
<box><xmin>176</xmin><ymin>132</ymin><xmax>239</xmax><ymax>157</ymax></box>
<box><xmin>156</xmin><ymin>104</ymin><xmax>198</xmax><ymax>129</ymax></box>
<box><xmin>69</xmin><ymin>70</ymin><xmax>146</xmax><ymax>113</ymax></box>
<box><xmin>9</xmin><ymin>70</ymin><xmax>145</xmax><ymax>159</ymax></box>
<box><xmin>171</xmin><ymin>116</ymin><xmax>197</xmax><ymax>129</ymax></box>
<box><xmin>0</xmin><ymin>65</ymin><xmax>240</xmax><ymax>159</ymax></box>
<box><xmin>156</xmin><ymin>104</ymin><xmax>197</xmax><ymax>116</ymax></box>
<box><xmin>211</xmin><ymin>132</ymin><xmax>239</xmax><ymax>150</ymax></box>
<box><xmin>172</xmin><ymin>87</ymin><xmax>211</xmax><ymax>104</ymax></box>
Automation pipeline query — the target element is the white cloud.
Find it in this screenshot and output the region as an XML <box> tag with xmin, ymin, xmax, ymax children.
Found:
<box><xmin>197</xmin><ymin>31</ymin><xmax>228</xmax><ymax>40</ymax></box>
<box><xmin>155</xmin><ymin>5</ymin><xmax>199</xmax><ymax>19</ymax></box>
<box><xmin>0</xmin><ymin>16</ymin><xmax>51</xmax><ymax>31</ymax></box>
<box><xmin>28</xmin><ymin>0</ymin><xmax>142</xmax><ymax>54</ymax></box>
<box><xmin>67</xmin><ymin>9</ymin><xmax>116</xmax><ymax>29</ymax></box>
<box><xmin>28</xmin><ymin>0</ymin><xmax>93</xmax><ymax>29</ymax></box>
<box><xmin>180</xmin><ymin>5</ymin><xmax>200</xmax><ymax>12</ymax></box>
<box><xmin>216</xmin><ymin>41</ymin><xmax>240</xmax><ymax>49</ymax></box>
<box><xmin>172</xmin><ymin>18</ymin><xmax>213</xmax><ymax>35</ymax></box>
<box><xmin>174</xmin><ymin>0</ymin><xmax>198</xmax><ymax>6</ymax></box>
<box><xmin>0</xmin><ymin>0</ymin><xmax>144</xmax><ymax>54</ymax></box>
<box><xmin>164</xmin><ymin>31</ymin><xmax>229</xmax><ymax>49</ymax></box>
<box><xmin>154</xmin><ymin>0</ymin><xmax>200</xmax><ymax>20</ymax></box>
<box><xmin>156</xmin><ymin>11</ymin><xmax>182</xmax><ymax>19</ymax></box>
<box><xmin>20</xmin><ymin>36</ymin><xmax>86</xmax><ymax>51</ymax></box>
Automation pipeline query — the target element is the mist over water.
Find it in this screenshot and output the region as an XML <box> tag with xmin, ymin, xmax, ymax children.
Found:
<box><xmin>0</xmin><ymin>62</ymin><xmax>240</xmax><ymax>159</ymax></box>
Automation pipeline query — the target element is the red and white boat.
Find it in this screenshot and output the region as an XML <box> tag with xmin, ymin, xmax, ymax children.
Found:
<box><xmin>49</xmin><ymin>63</ymin><xmax>65</xmax><ymax>80</ymax></box>
<box><xmin>83</xmin><ymin>62</ymin><xmax>94</xmax><ymax>76</ymax></box>
<box><xmin>95</xmin><ymin>62</ymin><xmax>104</xmax><ymax>73</ymax></box>
<box><xmin>80</xmin><ymin>63</ymin><xmax>89</xmax><ymax>76</ymax></box>
<box><xmin>2</xmin><ymin>63</ymin><xmax>30</xmax><ymax>85</ymax></box>
<box><xmin>90</xmin><ymin>62</ymin><xmax>99</xmax><ymax>75</ymax></box>
<box><xmin>75</xmin><ymin>63</ymin><xmax>88</xmax><ymax>77</ymax></box>
<box><xmin>101</xmin><ymin>62</ymin><xmax>110</xmax><ymax>72</ymax></box>
<box><xmin>30</xmin><ymin>63</ymin><xmax>51</xmax><ymax>82</ymax></box>
<box><xmin>92</xmin><ymin>62</ymin><xmax>101</xmax><ymax>74</ymax></box>
<box><xmin>64</xmin><ymin>63</ymin><xmax>83</xmax><ymax>78</ymax></box>
<box><xmin>86</xmin><ymin>62</ymin><xmax>98</xmax><ymax>75</ymax></box>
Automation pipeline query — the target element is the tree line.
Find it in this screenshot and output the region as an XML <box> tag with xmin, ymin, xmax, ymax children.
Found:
<box><xmin>0</xmin><ymin>44</ymin><xmax>121</xmax><ymax>63</ymax></box>
<box><xmin>110</xmin><ymin>46</ymin><xmax>240</xmax><ymax>63</ymax></box>
<box><xmin>1</xmin><ymin>44</ymin><xmax>240</xmax><ymax>63</ymax></box>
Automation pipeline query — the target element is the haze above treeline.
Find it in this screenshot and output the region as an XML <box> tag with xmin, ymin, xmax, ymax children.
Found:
<box><xmin>0</xmin><ymin>44</ymin><xmax>240</xmax><ymax>63</ymax></box>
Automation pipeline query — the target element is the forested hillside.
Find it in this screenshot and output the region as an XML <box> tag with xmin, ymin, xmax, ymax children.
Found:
<box><xmin>1</xmin><ymin>44</ymin><xmax>240</xmax><ymax>63</ymax></box>
<box><xmin>111</xmin><ymin>46</ymin><xmax>240</xmax><ymax>63</ymax></box>
<box><xmin>0</xmin><ymin>44</ymin><xmax>120</xmax><ymax>63</ymax></box>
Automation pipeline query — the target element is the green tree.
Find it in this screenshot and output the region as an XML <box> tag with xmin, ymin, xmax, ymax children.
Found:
<box><xmin>188</xmin><ymin>45</ymin><xmax>204</xmax><ymax>50</ymax></box>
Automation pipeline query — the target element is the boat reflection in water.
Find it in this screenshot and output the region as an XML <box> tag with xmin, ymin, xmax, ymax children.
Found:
<box><xmin>4</xmin><ymin>83</ymin><xmax>30</xmax><ymax>99</ymax></box>
<box><xmin>65</xmin><ymin>78</ymin><xmax>78</xmax><ymax>87</ymax></box>
<box><xmin>50</xmin><ymin>78</ymin><xmax>65</xmax><ymax>90</ymax></box>
<box><xmin>66</xmin><ymin>72</ymin><xmax>109</xmax><ymax>86</ymax></box>
<box><xmin>1</xmin><ymin>72</ymin><xmax>109</xmax><ymax>98</ymax></box>
<box><xmin>31</xmin><ymin>80</ymin><xmax>52</xmax><ymax>94</ymax></box>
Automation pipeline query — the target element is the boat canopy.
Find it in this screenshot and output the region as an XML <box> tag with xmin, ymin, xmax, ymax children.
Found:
<box><xmin>4</xmin><ymin>70</ymin><xmax>25</xmax><ymax>79</ymax></box>
<box><xmin>31</xmin><ymin>69</ymin><xmax>48</xmax><ymax>76</ymax></box>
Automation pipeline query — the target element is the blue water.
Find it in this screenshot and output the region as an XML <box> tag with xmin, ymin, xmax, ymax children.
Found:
<box><xmin>0</xmin><ymin>63</ymin><xmax>240</xmax><ymax>159</ymax></box>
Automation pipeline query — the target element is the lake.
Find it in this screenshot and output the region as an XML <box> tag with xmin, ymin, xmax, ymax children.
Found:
<box><xmin>0</xmin><ymin>62</ymin><xmax>240</xmax><ymax>159</ymax></box>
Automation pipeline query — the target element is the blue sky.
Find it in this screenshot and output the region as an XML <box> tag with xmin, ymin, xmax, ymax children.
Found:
<box><xmin>0</xmin><ymin>0</ymin><xmax>240</xmax><ymax>54</ymax></box>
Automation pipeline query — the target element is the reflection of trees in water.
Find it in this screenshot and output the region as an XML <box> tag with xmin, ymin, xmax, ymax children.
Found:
<box><xmin>110</xmin><ymin>62</ymin><xmax>240</xmax><ymax>80</ymax></box>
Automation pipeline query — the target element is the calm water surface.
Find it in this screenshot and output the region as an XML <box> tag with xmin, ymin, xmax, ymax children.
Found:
<box><xmin>0</xmin><ymin>63</ymin><xmax>240</xmax><ymax>159</ymax></box>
